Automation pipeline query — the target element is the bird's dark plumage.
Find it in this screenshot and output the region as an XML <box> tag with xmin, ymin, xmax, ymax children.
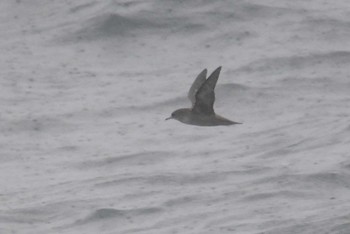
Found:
<box><xmin>166</xmin><ymin>66</ymin><xmax>241</xmax><ymax>126</ymax></box>
<box><xmin>192</xmin><ymin>66</ymin><xmax>221</xmax><ymax>115</ymax></box>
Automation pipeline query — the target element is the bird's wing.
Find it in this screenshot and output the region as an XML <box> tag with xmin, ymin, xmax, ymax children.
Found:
<box><xmin>193</xmin><ymin>66</ymin><xmax>221</xmax><ymax>115</ymax></box>
<box><xmin>188</xmin><ymin>69</ymin><xmax>207</xmax><ymax>107</ymax></box>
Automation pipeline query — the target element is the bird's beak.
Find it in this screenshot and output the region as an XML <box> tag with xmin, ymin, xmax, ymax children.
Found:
<box><xmin>165</xmin><ymin>116</ymin><xmax>172</xmax><ymax>121</ymax></box>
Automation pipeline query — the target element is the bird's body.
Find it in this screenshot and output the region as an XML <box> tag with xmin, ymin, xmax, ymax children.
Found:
<box><xmin>167</xmin><ymin>66</ymin><xmax>241</xmax><ymax>126</ymax></box>
<box><xmin>170</xmin><ymin>108</ymin><xmax>236</xmax><ymax>126</ymax></box>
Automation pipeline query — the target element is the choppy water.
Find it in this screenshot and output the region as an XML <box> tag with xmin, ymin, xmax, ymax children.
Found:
<box><xmin>1</xmin><ymin>1</ymin><xmax>350</xmax><ymax>233</ymax></box>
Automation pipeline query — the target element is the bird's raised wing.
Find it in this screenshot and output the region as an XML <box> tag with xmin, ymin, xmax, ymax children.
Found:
<box><xmin>188</xmin><ymin>69</ymin><xmax>207</xmax><ymax>107</ymax></box>
<box><xmin>192</xmin><ymin>66</ymin><xmax>221</xmax><ymax>115</ymax></box>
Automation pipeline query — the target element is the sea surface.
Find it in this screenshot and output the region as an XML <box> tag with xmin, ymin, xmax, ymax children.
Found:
<box><xmin>1</xmin><ymin>1</ymin><xmax>350</xmax><ymax>233</ymax></box>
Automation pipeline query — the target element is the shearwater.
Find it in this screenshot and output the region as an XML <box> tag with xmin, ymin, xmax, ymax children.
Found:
<box><xmin>166</xmin><ymin>66</ymin><xmax>241</xmax><ymax>126</ymax></box>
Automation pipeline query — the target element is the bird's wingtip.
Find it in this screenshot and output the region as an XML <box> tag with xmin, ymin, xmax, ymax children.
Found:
<box><xmin>201</xmin><ymin>68</ymin><xmax>208</xmax><ymax>75</ymax></box>
<box><xmin>212</xmin><ymin>66</ymin><xmax>222</xmax><ymax>74</ymax></box>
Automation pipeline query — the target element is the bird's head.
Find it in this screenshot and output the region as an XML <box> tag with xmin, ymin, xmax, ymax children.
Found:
<box><xmin>165</xmin><ymin>108</ymin><xmax>191</xmax><ymax>122</ymax></box>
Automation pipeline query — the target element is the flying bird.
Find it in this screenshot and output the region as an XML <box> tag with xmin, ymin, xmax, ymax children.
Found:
<box><xmin>166</xmin><ymin>66</ymin><xmax>241</xmax><ymax>126</ymax></box>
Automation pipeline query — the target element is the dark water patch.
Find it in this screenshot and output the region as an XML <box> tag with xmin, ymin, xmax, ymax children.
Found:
<box><xmin>340</xmin><ymin>160</ymin><xmax>350</xmax><ymax>171</ymax></box>
<box><xmin>84</xmin><ymin>208</ymin><xmax>124</xmax><ymax>221</ymax></box>
<box><xmin>215</xmin><ymin>83</ymin><xmax>257</xmax><ymax>104</ymax></box>
<box><xmin>69</xmin><ymin>2</ymin><xmax>96</xmax><ymax>13</ymax></box>
<box><xmin>264</xmin><ymin>213</ymin><xmax>350</xmax><ymax>234</ymax></box>
<box><xmin>99</xmin><ymin>173</ymin><xmax>222</xmax><ymax>187</ymax></box>
<box><xmin>201</xmin><ymin>29</ymin><xmax>257</xmax><ymax>47</ymax></box>
<box><xmin>304</xmin><ymin>17</ymin><xmax>350</xmax><ymax>30</ymax></box>
<box><xmin>252</xmin><ymin>173</ymin><xmax>302</xmax><ymax>187</ymax></box>
<box><xmin>1</xmin><ymin>116</ymin><xmax>75</xmax><ymax>134</ymax></box>
<box><xmin>253</xmin><ymin>172</ymin><xmax>350</xmax><ymax>191</ymax></box>
<box><xmin>57</xmin><ymin>12</ymin><xmax>162</xmax><ymax>42</ymax></box>
<box><xmin>164</xmin><ymin>195</ymin><xmax>203</xmax><ymax>207</ymax></box>
<box><xmin>94</xmin><ymin>177</ymin><xmax>146</xmax><ymax>188</ymax></box>
<box><xmin>95</xmin><ymin>170</ymin><xmax>237</xmax><ymax>189</ymax></box>
<box><xmin>277</xmin><ymin>76</ymin><xmax>350</xmax><ymax>93</ymax></box>
<box><xmin>56</xmin><ymin>145</ymin><xmax>79</xmax><ymax>152</ymax></box>
<box><xmin>0</xmin><ymin>206</ymin><xmax>57</xmax><ymax>224</ymax></box>
<box><xmin>329</xmin><ymin>222</ymin><xmax>350</xmax><ymax>234</ymax></box>
<box><xmin>80</xmin><ymin>13</ymin><xmax>161</xmax><ymax>37</ymax></box>
<box><xmin>145</xmin><ymin>172</ymin><xmax>228</xmax><ymax>186</ymax></box>
<box><xmin>237</xmin><ymin>2</ymin><xmax>301</xmax><ymax>20</ymax></box>
<box><xmin>159</xmin><ymin>0</ymin><xmax>303</xmax><ymax>21</ymax></box>
<box><xmin>93</xmin><ymin>172</ymin><xmax>229</xmax><ymax>189</ymax></box>
<box><xmin>120</xmin><ymin>191</ymin><xmax>159</xmax><ymax>202</ymax></box>
<box><xmin>216</xmin><ymin>83</ymin><xmax>290</xmax><ymax>112</ymax></box>
<box><xmin>241</xmin><ymin>190</ymin><xmax>309</xmax><ymax>202</ymax></box>
<box><xmin>78</xmin><ymin>151</ymin><xmax>168</xmax><ymax>169</ymax></box>
<box><xmin>218</xmin><ymin>83</ymin><xmax>251</xmax><ymax>92</ymax></box>
<box><xmin>75</xmin><ymin>207</ymin><xmax>162</xmax><ymax>225</ymax></box>
<box><xmin>0</xmin><ymin>213</ymin><xmax>43</xmax><ymax>224</ymax></box>
<box><xmin>304</xmin><ymin>172</ymin><xmax>350</xmax><ymax>189</ymax></box>
<box><xmin>60</xmin><ymin>11</ymin><xmax>205</xmax><ymax>42</ymax></box>
<box><xmin>234</xmin><ymin>51</ymin><xmax>350</xmax><ymax>74</ymax></box>
<box><xmin>302</xmin><ymin>17</ymin><xmax>350</xmax><ymax>40</ymax></box>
